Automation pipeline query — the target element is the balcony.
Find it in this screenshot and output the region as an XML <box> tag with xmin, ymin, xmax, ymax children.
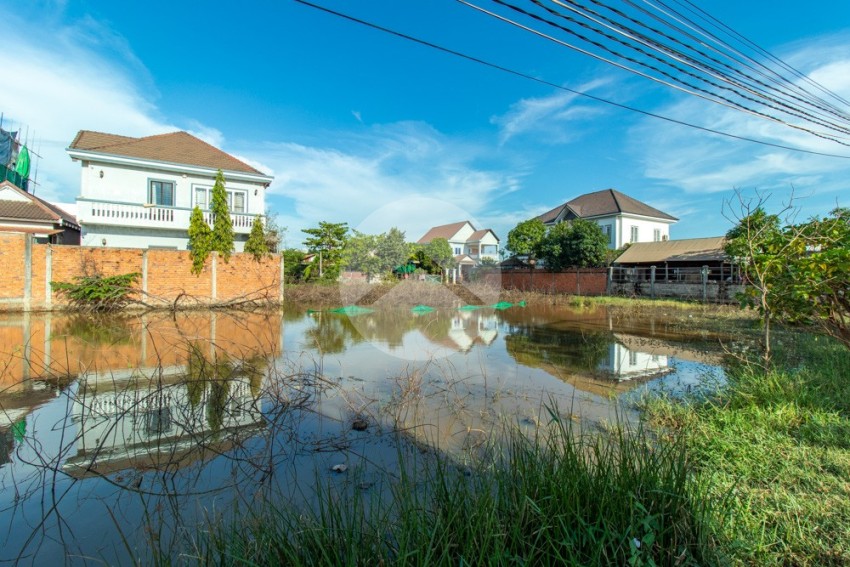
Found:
<box><xmin>76</xmin><ymin>198</ymin><xmax>257</xmax><ymax>234</ymax></box>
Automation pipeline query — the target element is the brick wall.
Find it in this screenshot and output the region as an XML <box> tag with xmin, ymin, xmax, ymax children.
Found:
<box><xmin>0</xmin><ymin>233</ymin><xmax>282</xmax><ymax>311</ymax></box>
<box><xmin>484</xmin><ymin>268</ymin><xmax>609</xmax><ymax>296</ymax></box>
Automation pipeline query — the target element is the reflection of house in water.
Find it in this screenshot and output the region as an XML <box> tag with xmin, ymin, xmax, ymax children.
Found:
<box><xmin>63</xmin><ymin>374</ymin><xmax>264</xmax><ymax>477</ymax></box>
<box><xmin>442</xmin><ymin>312</ymin><xmax>499</xmax><ymax>352</ymax></box>
<box><xmin>598</xmin><ymin>342</ymin><xmax>671</xmax><ymax>380</ymax></box>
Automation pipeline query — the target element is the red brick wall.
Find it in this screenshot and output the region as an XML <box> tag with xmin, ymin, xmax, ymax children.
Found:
<box><xmin>484</xmin><ymin>269</ymin><xmax>608</xmax><ymax>296</ymax></box>
<box><xmin>0</xmin><ymin>233</ymin><xmax>282</xmax><ymax>311</ymax></box>
<box><xmin>0</xmin><ymin>233</ymin><xmax>26</xmax><ymax>300</ymax></box>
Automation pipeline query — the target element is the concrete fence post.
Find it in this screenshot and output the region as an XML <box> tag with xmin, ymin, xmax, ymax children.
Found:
<box><xmin>45</xmin><ymin>245</ymin><xmax>52</xmax><ymax>308</ymax></box>
<box><xmin>650</xmin><ymin>265</ymin><xmax>656</xmax><ymax>299</ymax></box>
<box><xmin>211</xmin><ymin>251</ymin><xmax>218</xmax><ymax>302</ymax></box>
<box><xmin>141</xmin><ymin>250</ymin><xmax>149</xmax><ymax>297</ymax></box>
<box><xmin>23</xmin><ymin>234</ymin><xmax>32</xmax><ymax>311</ymax></box>
<box><xmin>701</xmin><ymin>265</ymin><xmax>709</xmax><ymax>303</ymax></box>
<box><xmin>279</xmin><ymin>253</ymin><xmax>285</xmax><ymax>303</ymax></box>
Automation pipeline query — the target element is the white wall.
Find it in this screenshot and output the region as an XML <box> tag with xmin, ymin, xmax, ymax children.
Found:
<box><xmin>80</xmin><ymin>224</ymin><xmax>250</xmax><ymax>251</ymax></box>
<box><xmin>593</xmin><ymin>214</ymin><xmax>673</xmax><ymax>249</ymax></box>
<box><xmin>79</xmin><ymin>160</ymin><xmax>266</xmax><ymax>215</ymax></box>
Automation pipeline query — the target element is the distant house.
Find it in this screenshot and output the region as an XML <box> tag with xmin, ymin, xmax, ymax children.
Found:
<box><xmin>417</xmin><ymin>221</ymin><xmax>500</xmax><ymax>277</ymax></box>
<box><xmin>536</xmin><ymin>188</ymin><xmax>677</xmax><ymax>249</ymax></box>
<box><xmin>66</xmin><ymin>130</ymin><xmax>273</xmax><ymax>251</ymax></box>
<box><xmin>0</xmin><ymin>180</ymin><xmax>80</xmax><ymax>244</ymax></box>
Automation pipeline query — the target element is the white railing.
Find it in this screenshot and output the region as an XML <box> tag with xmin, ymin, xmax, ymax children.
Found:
<box><xmin>77</xmin><ymin>199</ymin><xmax>257</xmax><ymax>234</ymax></box>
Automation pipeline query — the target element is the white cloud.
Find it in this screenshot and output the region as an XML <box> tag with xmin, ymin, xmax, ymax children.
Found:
<box><xmin>629</xmin><ymin>31</ymin><xmax>850</xmax><ymax>232</ymax></box>
<box><xmin>491</xmin><ymin>77</ymin><xmax>614</xmax><ymax>144</ymax></box>
<box><xmin>242</xmin><ymin>121</ymin><xmax>520</xmax><ymax>244</ymax></box>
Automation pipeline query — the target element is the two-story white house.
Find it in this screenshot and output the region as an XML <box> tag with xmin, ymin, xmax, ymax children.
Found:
<box><xmin>417</xmin><ymin>221</ymin><xmax>500</xmax><ymax>276</ymax></box>
<box><xmin>66</xmin><ymin>130</ymin><xmax>273</xmax><ymax>251</ymax></box>
<box><xmin>536</xmin><ymin>188</ymin><xmax>677</xmax><ymax>249</ymax></box>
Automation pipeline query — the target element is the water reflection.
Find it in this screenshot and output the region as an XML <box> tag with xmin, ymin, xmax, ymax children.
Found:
<box><xmin>0</xmin><ymin>305</ymin><xmax>730</xmax><ymax>564</ymax></box>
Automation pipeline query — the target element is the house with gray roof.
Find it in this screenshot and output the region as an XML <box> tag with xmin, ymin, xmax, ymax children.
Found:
<box><xmin>536</xmin><ymin>188</ymin><xmax>677</xmax><ymax>249</ymax></box>
<box><xmin>67</xmin><ymin>130</ymin><xmax>273</xmax><ymax>250</ymax></box>
<box><xmin>0</xmin><ymin>180</ymin><xmax>80</xmax><ymax>244</ymax></box>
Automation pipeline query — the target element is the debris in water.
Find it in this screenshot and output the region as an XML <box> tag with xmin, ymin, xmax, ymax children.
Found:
<box><xmin>352</xmin><ymin>418</ymin><xmax>368</xmax><ymax>431</ymax></box>
<box><xmin>331</xmin><ymin>464</ymin><xmax>348</xmax><ymax>473</ymax></box>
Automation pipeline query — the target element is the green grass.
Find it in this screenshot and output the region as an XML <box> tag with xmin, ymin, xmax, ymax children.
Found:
<box><xmin>647</xmin><ymin>334</ymin><xmax>850</xmax><ymax>565</ymax></box>
<box><xmin>177</xmin><ymin>416</ymin><xmax>725</xmax><ymax>566</ymax></box>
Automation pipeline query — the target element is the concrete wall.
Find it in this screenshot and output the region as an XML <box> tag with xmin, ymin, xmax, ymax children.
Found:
<box><xmin>608</xmin><ymin>280</ymin><xmax>745</xmax><ymax>303</ymax></box>
<box><xmin>0</xmin><ymin>232</ymin><xmax>283</xmax><ymax>312</ymax></box>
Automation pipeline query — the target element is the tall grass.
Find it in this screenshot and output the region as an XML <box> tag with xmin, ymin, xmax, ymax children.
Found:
<box><xmin>647</xmin><ymin>333</ymin><xmax>850</xmax><ymax>565</ymax></box>
<box><xmin>179</xmin><ymin>414</ymin><xmax>726</xmax><ymax>566</ymax></box>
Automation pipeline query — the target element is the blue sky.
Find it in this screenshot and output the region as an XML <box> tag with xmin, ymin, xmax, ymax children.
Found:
<box><xmin>2</xmin><ymin>0</ymin><xmax>849</xmax><ymax>247</ymax></box>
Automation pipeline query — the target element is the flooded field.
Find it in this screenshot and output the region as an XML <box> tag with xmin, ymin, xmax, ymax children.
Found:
<box><xmin>0</xmin><ymin>303</ymin><xmax>731</xmax><ymax>564</ymax></box>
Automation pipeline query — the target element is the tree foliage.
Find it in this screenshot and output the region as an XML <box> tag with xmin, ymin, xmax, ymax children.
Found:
<box><xmin>302</xmin><ymin>221</ymin><xmax>349</xmax><ymax>281</ymax></box>
<box><xmin>726</xmin><ymin>201</ymin><xmax>850</xmax><ymax>354</ymax></box>
<box><xmin>188</xmin><ymin>205</ymin><xmax>212</xmax><ymax>275</ymax></box>
<box><xmin>263</xmin><ymin>208</ymin><xmax>284</xmax><ymax>253</ymax></box>
<box><xmin>538</xmin><ymin>219</ymin><xmax>608</xmax><ymax>270</ymax></box>
<box><xmin>244</xmin><ymin>216</ymin><xmax>269</xmax><ymax>261</ymax></box>
<box><xmin>344</xmin><ymin>227</ymin><xmax>409</xmax><ymax>279</ymax></box>
<box><xmin>210</xmin><ymin>170</ymin><xmax>234</xmax><ymax>261</ymax></box>
<box><xmin>507</xmin><ymin>218</ymin><xmax>546</xmax><ymax>260</ymax></box>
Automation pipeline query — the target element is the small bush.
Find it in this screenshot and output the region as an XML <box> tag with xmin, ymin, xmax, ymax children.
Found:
<box><xmin>51</xmin><ymin>272</ymin><xmax>140</xmax><ymax>311</ymax></box>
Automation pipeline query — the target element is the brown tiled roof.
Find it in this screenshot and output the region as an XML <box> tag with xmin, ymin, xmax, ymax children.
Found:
<box><xmin>469</xmin><ymin>229</ymin><xmax>499</xmax><ymax>242</ymax></box>
<box><xmin>536</xmin><ymin>189</ymin><xmax>677</xmax><ymax>223</ymax></box>
<box><xmin>614</xmin><ymin>237</ymin><xmax>727</xmax><ymax>264</ymax></box>
<box><xmin>68</xmin><ymin>130</ymin><xmax>266</xmax><ymax>175</ymax></box>
<box><xmin>417</xmin><ymin>221</ymin><xmax>472</xmax><ymax>244</ymax></box>
<box><xmin>0</xmin><ymin>181</ymin><xmax>79</xmax><ymax>228</ymax></box>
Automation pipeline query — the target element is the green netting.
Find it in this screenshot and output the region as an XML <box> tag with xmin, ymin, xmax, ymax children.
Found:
<box><xmin>328</xmin><ymin>305</ymin><xmax>375</xmax><ymax>315</ymax></box>
<box><xmin>411</xmin><ymin>305</ymin><xmax>435</xmax><ymax>313</ymax></box>
<box><xmin>491</xmin><ymin>301</ymin><xmax>514</xmax><ymax>310</ymax></box>
<box><xmin>457</xmin><ymin>305</ymin><xmax>482</xmax><ymax>311</ymax></box>
<box><xmin>394</xmin><ymin>263</ymin><xmax>416</xmax><ymax>274</ymax></box>
<box><xmin>14</xmin><ymin>145</ymin><xmax>29</xmax><ymax>178</ymax></box>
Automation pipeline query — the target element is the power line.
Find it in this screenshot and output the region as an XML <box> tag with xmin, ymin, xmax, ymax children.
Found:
<box><xmin>291</xmin><ymin>0</ymin><xmax>850</xmax><ymax>159</ymax></box>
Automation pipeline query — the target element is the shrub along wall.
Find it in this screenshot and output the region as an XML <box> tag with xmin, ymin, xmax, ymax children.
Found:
<box><xmin>0</xmin><ymin>233</ymin><xmax>283</xmax><ymax>311</ymax></box>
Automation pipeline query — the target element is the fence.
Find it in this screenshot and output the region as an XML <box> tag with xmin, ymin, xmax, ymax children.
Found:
<box><xmin>0</xmin><ymin>233</ymin><xmax>284</xmax><ymax>312</ymax></box>
<box><xmin>608</xmin><ymin>265</ymin><xmax>744</xmax><ymax>303</ymax></box>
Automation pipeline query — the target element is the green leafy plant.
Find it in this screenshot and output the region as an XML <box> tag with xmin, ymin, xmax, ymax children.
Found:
<box><xmin>210</xmin><ymin>169</ymin><xmax>234</xmax><ymax>261</ymax></box>
<box><xmin>188</xmin><ymin>205</ymin><xmax>212</xmax><ymax>274</ymax></box>
<box><xmin>51</xmin><ymin>272</ymin><xmax>141</xmax><ymax>311</ymax></box>
<box><xmin>244</xmin><ymin>216</ymin><xmax>269</xmax><ymax>261</ymax></box>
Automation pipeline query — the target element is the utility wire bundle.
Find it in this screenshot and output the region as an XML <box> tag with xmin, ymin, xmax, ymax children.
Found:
<box><xmin>460</xmin><ymin>0</ymin><xmax>850</xmax><ymax>147</ymax></box>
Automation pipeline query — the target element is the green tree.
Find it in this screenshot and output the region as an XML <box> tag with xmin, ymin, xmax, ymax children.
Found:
<box><xmin>210</xmin><ymin>170</ymin><xmax>234</xmax><ymax>261</ymax></box>
<box><xmin>507</xmin><ymin>218</ymin><xmax>546</xmax><ymax>261</ymax></box>
<box><xmin>188</xmin><ymin>206</ymin><xmax>212</xmax><ymax>274</ymax></box>
<box><xmin>244</xmin><ymin>216</ymin><xmax>269</xmax><ymax>261</ymax></box>
<box><xmin>727</xmin><ymin>202</ymin><xmax>850</xmax><ymax>355</ymax></box>
<box><xmin>302</xmin><ymin>221</ymin><xmax>349</xmax><ymax>281</ymax></box>
<box><xmin>375</xmin><ymin>227</ymin><xmax>409</xmax><ymax>275</ymax></box>
<box><xmin>538</xmin><ymin>219</ymin><xmax>608</xmax><ymax>270</ymax></box>
<box><xmin>282</xmin><ymin>248</ymin><xmax>307</xmax><ymax>282</ymax></box>
<box><xmin>263</xmin><ymin>208</ymin><xmax>284</xmax><ymax>253</ymax></box>
<box><xmin>425</xmin><ymin>237</ymin><xmax>455</xmax><ymax>281</ymax></box>
<box><xmin>344</xmin><ymin>231</ymin><xmax>380</xmax><ymax>278</ymax></box>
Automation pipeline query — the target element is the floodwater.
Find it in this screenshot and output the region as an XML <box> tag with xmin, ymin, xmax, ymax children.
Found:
<box><xmin>0</xmin><ymin>304</ymin><xmax>729</xmax><ymax>564</ymax></box>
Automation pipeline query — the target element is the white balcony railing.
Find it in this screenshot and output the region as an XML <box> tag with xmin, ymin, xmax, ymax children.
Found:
<box><xmin>77</xmin><ymin>199</ymin><xmax>258</xmax><ymax>234</ymax></box>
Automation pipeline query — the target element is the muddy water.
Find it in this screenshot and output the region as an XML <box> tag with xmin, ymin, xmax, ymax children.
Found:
<box><xmin>0</xmin><ymin>304</ymin><xmax>728</xmax><ymax>564</ymax></box>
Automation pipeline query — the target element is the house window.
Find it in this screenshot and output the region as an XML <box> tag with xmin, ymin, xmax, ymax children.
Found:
<box><xmin>194</xmin><ymin>186</ymin><xmax>246</xmax><ymax>213</ymax></box>
<box><xmin>629</xmin><ymin>350</ymin><xmax>638</xmax><ymax>366</ymax></box>
<box><xmin>653</xmin><ymin>228</ymin><xmax>661</xmax><ymax>242</ymax></box>
<box><xmin>602</xmin><ymin>224</ymin><xmax>613</xmax><ymax>245</ymax></box>
<box><xmin>630</xmin><ymin>225</ymin><xmax>639</xmax><ymax>243</ymax></box>
<box><xmin>454</xmin><ymin>246</ymin><xmax>462</xmax><ymax>255</ymax></box>
<box><xmin>149</xmin><ymin>180</ymin><xmax>174</xmax><ymax>206</ymax></box>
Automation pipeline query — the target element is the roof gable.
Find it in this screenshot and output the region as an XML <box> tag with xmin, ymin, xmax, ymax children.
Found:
<box><xmin>68</xmin><ymin>130</ymin><xmax>266</xmax><ymax>176</ymax></box>
<box><xmin>537</xmin><ymin>189</ymin><xmax>677</xmax><ymax>224</ymax></box>
<box><xmin>417</xmin><ymin>221</ymin><xmax>474</xmax><ymax>244</ymax></box>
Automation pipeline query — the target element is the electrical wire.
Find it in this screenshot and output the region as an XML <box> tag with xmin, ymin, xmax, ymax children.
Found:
<box><xmin>291</xmin><ymin>0</ymin><xmax>850</xmax><ymax>159</ymax></box>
